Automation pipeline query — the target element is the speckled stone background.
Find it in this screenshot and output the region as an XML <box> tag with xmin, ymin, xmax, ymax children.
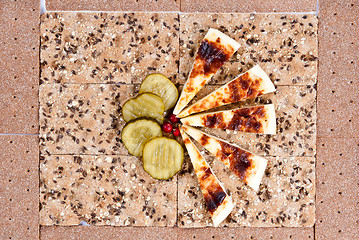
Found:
<box><xmin>1</xmin><ymin>0</ymin><xmax>358</xmax><ymax>239</ymax></box>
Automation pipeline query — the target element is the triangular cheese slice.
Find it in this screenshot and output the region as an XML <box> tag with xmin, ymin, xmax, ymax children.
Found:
<box><xmin>180</xmin><ymin>127</ymin><xmax>234</xmax><ymax>227</ymax></box>
<box><xmin>173</xmin><ymin>28</ymin><xmax>240</xmax><ymax>115</ymax></box>
<box><xmin>177</xmin><ymin>65</ymin><xmax>275</xmax><ymax>118</ymax></box>
<box><xmin>182</xmin><ymin>125</ymin><xmax>267</xmax><ymax>191</ymax></box>
<box><xmin>181</xmin><ymin>104</ymin><xmax>276</xmax><ymax>134</ymax></box>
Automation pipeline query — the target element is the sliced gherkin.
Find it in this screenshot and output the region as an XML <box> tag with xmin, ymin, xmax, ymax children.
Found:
<box><xmin>142</xmin><ymin>137</ymin><xmax>184</xmax><ymax>180</ymax></box>
<box><xmin>139</xmin><ymin>74</ymin><xmax>178</xmax><ymax>110</ymax></box>
<box><xmin>121</xmin><ymin>118</ymin><xmax>162</xmax><ymax>157</ymax></box>
<box><xmin>122</xmin><ymin>93</ymin><xmax>164</xmax><ymax>123</ymax></box>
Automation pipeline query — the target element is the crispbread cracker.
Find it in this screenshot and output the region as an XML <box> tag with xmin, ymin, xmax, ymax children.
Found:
<box><xmin>180</xmin><ymin>13</ymin><xmax>317</xmax><ymax>85</ymax></box>
<box><xmin>178</xmin><ymin>154</ymin><xmax>315</xmax><ymax>227</ymax></box>
<box><xmin>40</xmin><ymin>155</ymin><xmax>177</xmax><ymax>226</ymax></box>
<box><xmin>40</xmin><ymin>12</ymin><xmax>179</xmax><ymax>84</ymax></box>
<box><xmin>40</xmin><ymin>84</ymin><xmax>135</xmax><ymax>155</ymax></box>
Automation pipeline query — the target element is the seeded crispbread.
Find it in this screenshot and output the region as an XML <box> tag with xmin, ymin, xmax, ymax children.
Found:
<box><xmin>180</xmin><ymin>13</ymin><xmax>317</xmax><ymax>86</ymax></box>
<box><xmin>39</xmin><ymin>84</ymin><xmax>134</xmax><ymax>155</ymax></box>
<box><xmin>178</xmin><ymin>154</ymin><xmax>315</xmax><ymax>227</ymax></box>
<box><xmin>40</xmin><ymin>12</ymin><xmax>179</xmax><ymax>84</ymax></box>
<box><xmin>39</xmin><ymin>12</ymin><xmax>317</xmax><ymax>228</ymax></box>
<box><xmin>40</xmin><ymin>155</ymin><xmax>177</xmax><ymax>226</ymax></box>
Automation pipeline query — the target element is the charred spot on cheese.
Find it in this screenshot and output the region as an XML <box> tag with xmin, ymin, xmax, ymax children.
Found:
<box><xmin>197</xmin><ymin>165</ymin><xmax>227</xmax><ymax>214</ymax></box>
<box><xmin>218</xmin><ymin>142</ymin><xmax>253</xmax><ymax>180</ymax></box>
<box><xmin>183</xmin><ymin>138</ymin><xmax>191</xmax><ymax>145</ymax></box>
<box><xmin>199</xmin><ymin>134</ymin><xmax>210</xmax><ymax>146</ymax></box>
<box><xmin>203</xmin><ymin>113</ymin><xmax>224</xmax><ymax>128</ymax></box>
<box><xmin>227</xmin><ymin>73</ymin><xmax>264</xmax><ymax>102</ymax></box>
<box><xmin>190</xmin><ymin>39</ymin><xmax>233</xmax><ymax>79</ymax></box>
<box><xmin>200</xmin><ymin>167</ymin><xmax>212</xmax><ymax>181</ymax></box>
<box><xmin>227</xmin><ymin>107</ymin><xmax>265</xmax><ymax>132</ymax></box>
<box><xmin>202</xmin><ymin>106</ymin><xmax>266</xmax><ymax>133</ymax></box>
<box><xmin>202</xmin><ymin>184</ymin><xmax>227</xmax><ymax>214</ymax></box>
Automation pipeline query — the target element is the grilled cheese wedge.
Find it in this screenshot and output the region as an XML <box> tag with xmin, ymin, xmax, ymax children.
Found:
<box><xmin>182</xmin><ymin>125</ymin><xmax>268</xmax><ymax>191</ymax></box>
<box><xmin>178</xmin><ymin>65</ymin><xmax>275</xmax><ymax>118</ymax></box>
<box><xmin>181</xmin><ymin>104</ymin><xmax>276</xmax><ymax>134</ymax></box>
<box><xmin>180</xmin><ymin>127</ymin><xmax>234</xmax><ymax>226</ymax></box>
<box><xmin>174</xmin><ymin>28</ymin><xmax>240</xmax><ymax>115</ymax></box>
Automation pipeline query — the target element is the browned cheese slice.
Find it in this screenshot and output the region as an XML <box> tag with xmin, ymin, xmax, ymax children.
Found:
<box><xmin>180</xmin><ymin>127</ymin><xmax>234</xmax><ymax>226</ymax></box>
<box><xmin>181</xmin><ymin>104</ymin><xmax>276</xmax><ymax>134</ymax></box>
<box><xmin>173</xmin><ymin>28</ymin><xmax>240</xmax><ymax>115</ymax></box>
<box><xmin>178</xmin><ymin>65</ymin><xmax>275</xmax><ymax>118</ymax></box>
<box><xmin>182</xmin><ymin>125</ymin><xmax>267</xmax><ymax>191</ymax></box>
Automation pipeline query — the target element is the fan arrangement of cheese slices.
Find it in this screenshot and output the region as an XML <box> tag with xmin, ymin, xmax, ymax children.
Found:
<box><xmin>175</xmin><ymin>28</ymin><xmax>276</xmax><ymax>226</ymax></box>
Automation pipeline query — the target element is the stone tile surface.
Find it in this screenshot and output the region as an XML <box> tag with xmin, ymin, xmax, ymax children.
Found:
<box><xmin>40</xmin><ymin>225</ymin><xmax>314</xmax><ymax>240</ymax></box>
<box><xmin>41</xmin><ymin>226</ymin><xmax>178</xmax><ymax>240</ymax></box>
<box><xmin>177</xmin><ymin>227</ymin><xmax>314</xmax><ymax>240</ymax></box>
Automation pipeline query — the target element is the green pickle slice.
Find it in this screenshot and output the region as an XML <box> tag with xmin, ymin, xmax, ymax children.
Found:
<box><xmin>139</xmin><ymin>74</ymin><xmax>178</xmax><ymax>111</ymax></box>
<box><xmin>143</xmin><ymin>137</ymin><xmax>184</xmax><ymax>180</ymax></box>
<box><xmin>121</xmin><ymin>118</ymin><xmax>162</xmax><ymax>157</ymax></box>
<box><xmin>122</xmin><ymin>93</ymin><xmax>164</xmax><ymax>124</ymax></box>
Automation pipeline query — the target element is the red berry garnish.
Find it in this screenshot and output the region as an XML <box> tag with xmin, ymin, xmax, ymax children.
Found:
<box><xmin>162</xmin><ymin>122</ymin><xmax>173</xmax><ymax>133</ymax></box>
<box><xmin>172</xmin><ymin>127</ymin><xmax>180</xmax><ymax>137</ymax></box>
<box><xmin>169</xmin><ymin>114</ymin><xmax>179</xmax><ymax>124</ymax></box>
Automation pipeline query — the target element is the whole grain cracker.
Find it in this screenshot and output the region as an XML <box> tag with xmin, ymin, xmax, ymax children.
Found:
<box><xmin>40</xmin><ymin>155</ymin><xmax>177</xmax><ymax>226</ymax></box>
<box><xmin>178</xmin><ymin>154</ymin><xmax>315</xmax><ymax>227</ymax></box>
<box><xmin>40</xmin><ymin>84</ymin><xmax>136</xmax><ymax>155</ymax></box>
<box><xmin>180</xmin><ymin>13</ymin><xmax>317</xmax><ymax>86</ymax></box>
<box><xmin>40</xmin><ymin>12</ymin><xmax>179</xmax><ymax>84</ymax></box>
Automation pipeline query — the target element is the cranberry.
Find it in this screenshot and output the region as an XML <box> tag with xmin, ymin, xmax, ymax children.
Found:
<box><xmin>172</xmin><ymin>127</ymin><xmax>180</xmax><ymax>137</ymax></box>
<box><xmin>162</xmin><ymin>122</ymin><xmax>173</xmax><ymax>133</ymax></box>
<box><xmin>169</xmin><ymin>114</ymin><xmax>179</xmax><ymax>124</ymax></box>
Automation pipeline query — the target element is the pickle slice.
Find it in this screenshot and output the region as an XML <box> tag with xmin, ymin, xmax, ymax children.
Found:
<box><xmin>121</xmin><ymin>118</ymin><xmax>162</xmax><ymax>157</ymax></box>
<box><xmin>122</xmin><ymin>93</ymin><xmax>164</xmax><ymax>123</ymax></box>
<box><xmin>139</xmin><ymin>74</ymin><xmax>179</xmax><ymax>110</ymax></box>
<box><xmin>143</xmin><ymin>137</ymin><xmax>184</xmax><ymax>180</ymax></box>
